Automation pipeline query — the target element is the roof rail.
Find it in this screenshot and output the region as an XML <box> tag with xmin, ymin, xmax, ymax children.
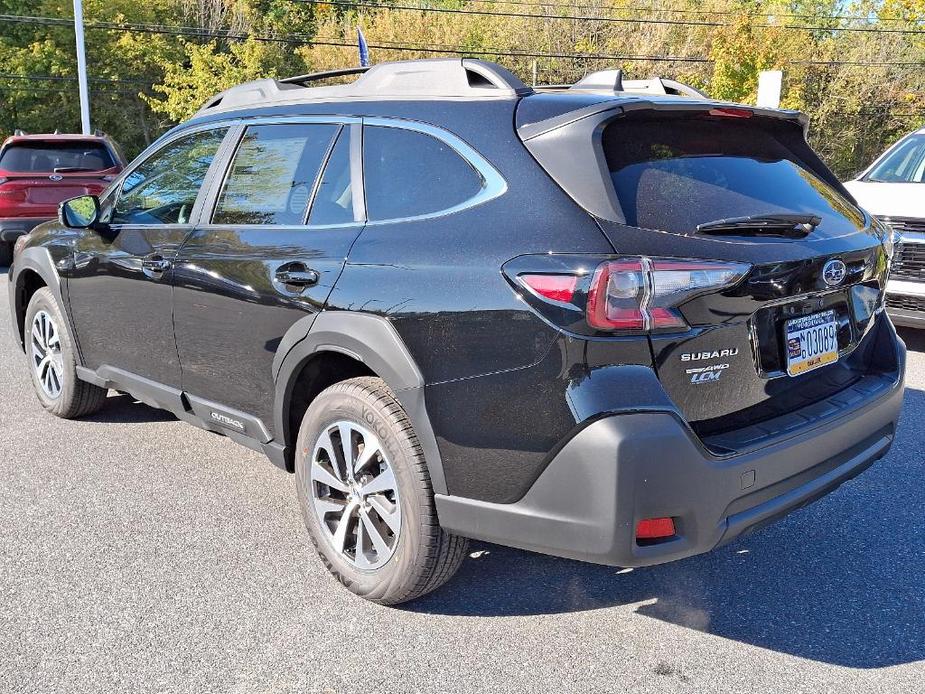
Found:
<box><xmin>569</xmin><ymin>70</ymin><xmax>707</xmax><ymax>99</ymax></box>
<box><xmin>280</xmin><ymin>66</ymin><xmax>371</xmax><ymax>86</ymax></box>
<box><xmin>196</xmin><ymin>59</ymin><xmax>532</xmax><ymax>116</ymax></box>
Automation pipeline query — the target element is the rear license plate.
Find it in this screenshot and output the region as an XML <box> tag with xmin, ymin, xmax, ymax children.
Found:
<box><xmin>28</xmin><ymin>186</ymin><xmax>85</xmax><ymax>204</ymax></box>
<box><xmin>785</xmin><ymin>309</ymin><xmax>839</xmax><ymax>377</ymax></box>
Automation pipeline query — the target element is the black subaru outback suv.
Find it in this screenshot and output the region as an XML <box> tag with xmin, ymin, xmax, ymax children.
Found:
<box><xmin>8</xmin><ymin>60</ymin><xmax>905</xmax><ymax>604</ymax></box>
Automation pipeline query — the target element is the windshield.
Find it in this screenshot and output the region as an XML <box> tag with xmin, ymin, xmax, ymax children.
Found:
<box><xmin>0</xmin><ymin>141</ymin><xmax>115</xmax><ymax>173</ymax></box>
<box><xmin>603</xmin><ymin>113</ymin><xmax>865</xmax><ymax>234</ymax></box>
<box><xmin>865</xmin><ymin>134</ymin><xmax>925</xmax><ymax>183</ymax></box>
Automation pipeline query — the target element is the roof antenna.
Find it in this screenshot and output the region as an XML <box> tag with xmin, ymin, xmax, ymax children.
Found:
<box><xmin>612</xmin><ymin>69</ymin><xmax>624</xmax><ymax>92</ymax></box>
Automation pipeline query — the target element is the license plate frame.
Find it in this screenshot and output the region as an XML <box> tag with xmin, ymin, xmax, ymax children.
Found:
<box><xmin>784</xmin><ymin>309</ymin><xmax>839</xmax><ymax>377</ymax></box>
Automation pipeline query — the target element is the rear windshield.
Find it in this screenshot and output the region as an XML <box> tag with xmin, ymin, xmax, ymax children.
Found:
<box><xmin>864</xmin><ymin>134</ymin><xmax>925</xmax><ymax>183</ymax></box>
<box><xmin>603</xmin><ymin>113</ymin><xmax>864</xmax><ymax>233</ymax></box>
<box><xmin>0</xmin><ymin>141</ymin><xmax>115</xmax><ymax>173</ymax></box>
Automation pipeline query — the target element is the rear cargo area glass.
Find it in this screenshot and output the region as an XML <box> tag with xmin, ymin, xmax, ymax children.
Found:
<box><xmin>0</xmin><ymin>142</ymin><xmax>114</xmax><ymax>172</ymax></box>
<box><xmin>602</xmin><ymin>113</ymin><xmax>864</xmax><ymax>234</ymax></box>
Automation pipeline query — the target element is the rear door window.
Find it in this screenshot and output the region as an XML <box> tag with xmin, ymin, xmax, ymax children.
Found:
<box><xmin>603</xmin><ymin>113</ymin><xmax>865</xmax><ymax>234</ymax></box>
<box><xmin>362</xmin><ymin>125</ymin><xmax>484</xmax><ymax>221</ymax></box>
<box><xmin>213</xmin><ymin>123</ymin><xmax>340</xmax><ymax>225</ymax></box>
<box><xmin>307</xmin><ymin>128</ymin><xmax>355</xmax><ymax>226</ymax></box>
<box><xmin>0</xmin><ymin>141</ymin><xmax>115</xmax><ymax>172</ymax></box>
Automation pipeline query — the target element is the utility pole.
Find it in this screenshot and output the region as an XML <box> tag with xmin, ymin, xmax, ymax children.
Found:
<box><xmin>73</xmin><ymin>0</ymin><xmax>91</xmax><ymax>134</ymax></box>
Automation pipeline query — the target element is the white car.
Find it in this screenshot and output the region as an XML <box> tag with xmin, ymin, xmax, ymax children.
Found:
<box><xmin>844</xmin><ymin>127</ymin><xmax>925</xmax><ymax>328</ymax></box>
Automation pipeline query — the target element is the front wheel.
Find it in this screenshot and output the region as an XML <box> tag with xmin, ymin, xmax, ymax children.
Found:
<box><xmin>295</xmin><ymin>377</ymin><xmax>468</xmax><ymax>605</ymax></box>
<box><xmin>24</xmin><ymin>287</ymin><xmax>107</xmax><ymax>418</ymax></box>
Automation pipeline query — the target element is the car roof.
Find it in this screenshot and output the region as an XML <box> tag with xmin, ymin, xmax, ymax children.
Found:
<box><xmin>188</xmin><ymin>58</ymin><xmax>806</xmax><ymax>137</ymax></box>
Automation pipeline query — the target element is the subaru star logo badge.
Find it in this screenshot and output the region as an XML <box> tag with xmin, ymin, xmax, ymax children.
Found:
<box><xmin>822</xmin><ymin>259</ymin><xmax>847</xmax><ymax>287</ymax></box>
<box><xmin>48</xmin><ymin>174</ymin><xmax>63</xmax><ymax>181</ymax></box>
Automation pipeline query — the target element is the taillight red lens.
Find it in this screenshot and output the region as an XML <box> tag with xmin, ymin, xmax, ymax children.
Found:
<box><xmin>588</xmin><ymin>257</ymin><xmax>749</xmax><ymax>332</ymax></box>
<box><xmin>520</xmin><ymin>274</ymin><xmax>578</xmax><ymax>304</ymax></box>
<box><xmin>0</xmin><ymin>187</ymin><xmax>26</xmax><ymax>203</ymax></box>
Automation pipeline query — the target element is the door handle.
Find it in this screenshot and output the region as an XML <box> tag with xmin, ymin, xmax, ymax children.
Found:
<box><xmin>275</xmin><ymin>264</ymin><xmax>320</xmax><ymax>287</ymax></box>
<box><xmin>142</xmin><ymin>255</ymin><xmax>171</xmax><ymax>273</ymax></box>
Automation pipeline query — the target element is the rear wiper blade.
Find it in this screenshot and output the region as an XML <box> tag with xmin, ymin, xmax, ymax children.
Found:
<box><xmin>696</xmin><ymin>213</ymin><xmax>822</xmax><ymax>237</ymax></box>
<box><xmin>53</xmin><ymin>166</ymin><xmax>95</xmax><ymax>173</ymax></box>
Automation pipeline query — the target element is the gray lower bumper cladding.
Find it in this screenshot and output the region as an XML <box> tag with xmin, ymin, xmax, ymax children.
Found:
<box><xmin>435</xmin><ymin>367</ymin><xmax>904</xmax><ymax>568</ymax></box>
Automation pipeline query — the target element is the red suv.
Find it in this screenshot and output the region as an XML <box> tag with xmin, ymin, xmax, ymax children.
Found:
<box><xmin>0</xmin><ymin>132</ymin><xmax>125</xmax><ymax>265</ymax></box>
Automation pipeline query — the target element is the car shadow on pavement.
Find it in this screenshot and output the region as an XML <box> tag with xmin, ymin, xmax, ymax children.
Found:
<box><xmin>84</xmin><ymin>392</ymin><xmax>178</xmax><ymax>424</ymax></box>
<box><xmin>410</xmin><ymin>386</ymin><xmax>925</xmax><ymax>670</ymax></box>
<box><xmin>898</xmin><ymin>326</ymin><xmax>925</xmax><ymax>353</ymax></box>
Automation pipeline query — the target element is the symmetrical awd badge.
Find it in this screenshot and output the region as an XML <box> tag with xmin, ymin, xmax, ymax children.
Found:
<box><xmin>681</xmin><ymin>347</ymin><xmax>739</xmax><ymax>384</ymax></box>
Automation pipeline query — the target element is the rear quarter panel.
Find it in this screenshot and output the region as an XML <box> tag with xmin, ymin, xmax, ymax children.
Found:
<box><xmin>325</xmin><ymin>100</ymin><xmax>618</xmax><ymax>501</ymax></box>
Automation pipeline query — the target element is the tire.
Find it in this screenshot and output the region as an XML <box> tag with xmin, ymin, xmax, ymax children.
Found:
<box><xmin>0</xmin><ymin>241</ymin><xmax>12</xmax><ymax>267</ymax></box>
<box><xmin>295</xmin><ymin>376</ymin><xmax>468</xmax><ymax>605</ymax></box>
<box><xmin>24</xmin><ymin>287</ymin><xmax>107</xmax><ymax>418</ymax></box>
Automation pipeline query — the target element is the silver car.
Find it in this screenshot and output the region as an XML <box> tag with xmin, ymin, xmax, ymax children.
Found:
<box><xmin>844</xmin><ymin>127</ymin><xmax>925</xmax><ymax>328</ymax></box>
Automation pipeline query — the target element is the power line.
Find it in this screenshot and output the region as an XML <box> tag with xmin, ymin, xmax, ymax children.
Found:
<box><xmin>0</xmin><ymin>13</ymin><xmax>713</xmax><ymax>61</ymax></box>
<box><xmin>0</xmin><ymin>72</ymin><xmax>152</xmax><ymax>86</ymax></box>
<box><xmin>2</xmin><ymin>14</ymin><xmax>923</xmax><ymax>68</ymax></box>
<box><xmin>475</xmin><ymin>0</ymin><xmax>925</xmax><ymax>24</ymax></box>
<box><xmin>0</xmin><ymin>83</ymin><xmax>146</xmax><ymax>96</ymax></box>
<box><xmin>294</xmin><ymin>0</ymin><xmax>925</xmax><ymax>35</ymax></box>
<box><xmin>7</xmin><ymin>0</ymin><xmax>925</xmax><ymax>39</ymax></box>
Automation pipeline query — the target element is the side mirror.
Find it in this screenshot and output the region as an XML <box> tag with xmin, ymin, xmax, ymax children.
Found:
<box><xmin>59</xmin><ymin>195</ymin><xmax>101</xmax><ymax>229</ymax></box>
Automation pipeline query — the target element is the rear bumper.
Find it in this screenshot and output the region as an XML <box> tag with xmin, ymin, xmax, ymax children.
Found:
<box><xmin>436</xmin><ymin>338</ymin><xmax>905</xmax><ymax>567</ymax></box>
<box><xmin>886</xmin><ymin>279</ymin><xmax>925</xmax><ymax>328</ymax></box>
<box><xmin>0</xmin><ymin>217</ymin><xmax>48</xmax><ymax>242</ymax></box>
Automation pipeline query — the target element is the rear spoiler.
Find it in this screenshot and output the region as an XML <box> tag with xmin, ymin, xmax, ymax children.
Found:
<box><xmin>517</xmin><ymin>97</ymin><xmax>808</xmax><ymax>142</ymax></box>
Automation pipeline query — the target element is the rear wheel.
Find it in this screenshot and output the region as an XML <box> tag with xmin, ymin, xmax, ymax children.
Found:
<box><xmin>24</xmin><ymin>287</ymin><xmax>107</xmax><ymax>418</ymax></box>
<box><xmin>295</xmin><ymin>376</ymin><xmax>468</xmax><ymax>605</ymax></box>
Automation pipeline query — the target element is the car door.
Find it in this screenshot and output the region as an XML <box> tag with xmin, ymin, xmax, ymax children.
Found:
<box><xmin>171</xmin><ymin>119</ymin><xmax>365</xmax><ymax>435</ymax></box>
<box><xmin>65</xmin><ymin>126</ymin><xmax>231</xmax><ymax>387</ymax></box>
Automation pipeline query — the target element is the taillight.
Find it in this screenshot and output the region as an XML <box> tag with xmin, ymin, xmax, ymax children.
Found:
<box><xmin>520</xmin><ymin>274</ymin><xmax>578</xmax><ymax>304</ymax></box>
<box><xmin>587</xmin><ymin>257</ymin><xmax>749</xmax><ymax>332</ymax></box>
<box><xmin>586</xmin><ymin>260</ymin><xmax>648</xmax><ymax>330</ymax></box>
<box><xmin>0</xmin><ymin>187</ymin><xmax>26</xmax><ymax>202</ymax></box>
<box><xmin>511</xmin><ymin>255</ymin><xmax>750</xmax><ymax>335</ymax></box>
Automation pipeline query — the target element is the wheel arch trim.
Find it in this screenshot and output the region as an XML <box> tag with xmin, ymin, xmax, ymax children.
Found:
<box><xmin>273</xmin><ymin>311</ymin><xmax>448</xmax><ymax>495</ymax></box>
<box><xmin>9</xmin><ymin>247</ymin><xmax>75</xmax><ymax>357</ymax></box>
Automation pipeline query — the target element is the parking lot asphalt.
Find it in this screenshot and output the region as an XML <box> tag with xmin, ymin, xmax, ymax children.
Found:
<box><xmin>1</xmin><ymin>269</ymin><xmax>924</xmax><ymax>694</ymax></box>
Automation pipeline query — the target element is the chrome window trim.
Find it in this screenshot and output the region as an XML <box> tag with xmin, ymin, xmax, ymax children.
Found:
<box><xmin>124</xmin><ymin>114</ymin><xmax>506</xmax><ymax>229</ymax></box>
<box><xmin>361</xmin><ymin>116</ymin><xmax>508</xmax><ymax>225</ymax></box>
